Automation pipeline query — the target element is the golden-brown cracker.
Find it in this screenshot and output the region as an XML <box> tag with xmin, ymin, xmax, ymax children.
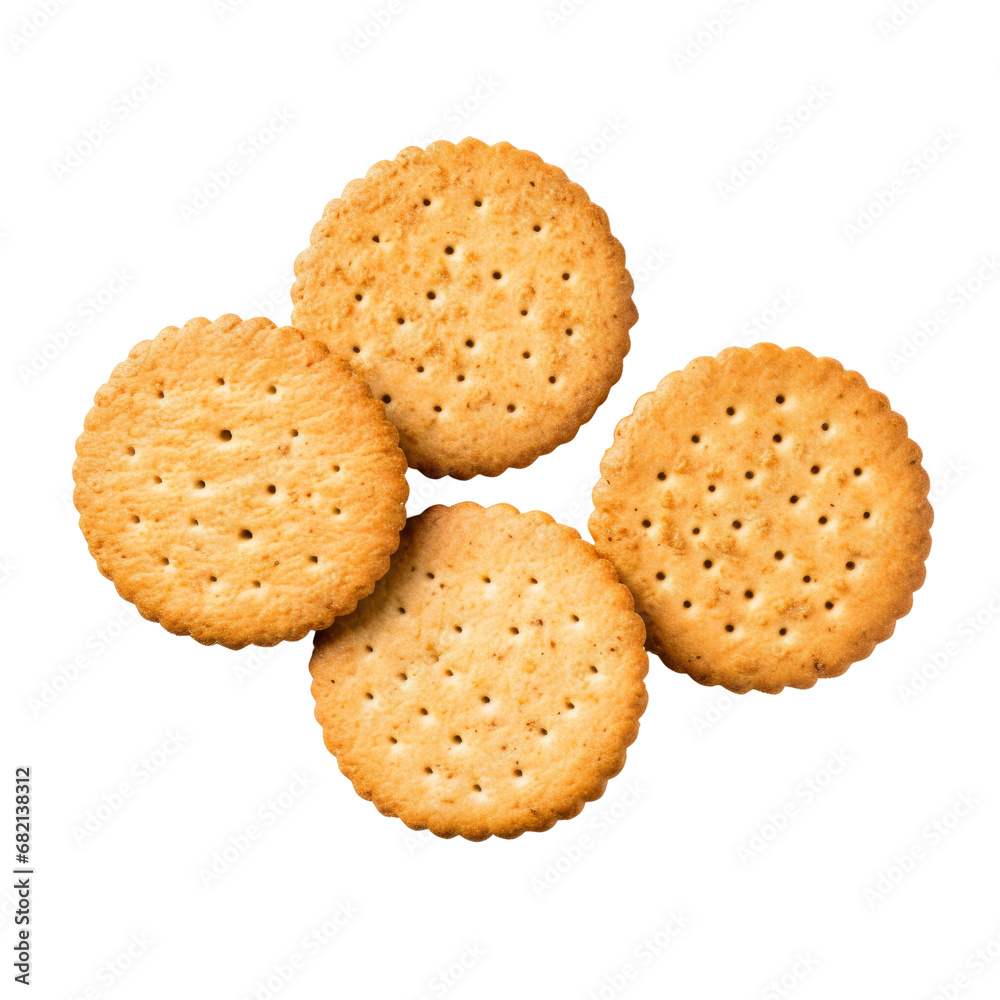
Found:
<box><xmin>291</xmin><ymin>138</ymin><xmax>637</xmax><ymax>480</ymax></box>
<box><xmin>310</xmin><ymin>502</ymin><xmax>648</xmax><ymax>840</ymax></box>
<box><xmin>73</xmin><ymin>315</ymin><xmax>409</xmax><ymax>649</ymax></box>
<box><xmin>589</xmin><ymin>344</ymin><xmax>933</xmax><ymax>695</ymax></box>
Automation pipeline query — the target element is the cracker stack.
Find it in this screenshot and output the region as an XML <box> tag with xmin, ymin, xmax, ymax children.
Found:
<box><xmin>72</xmin><ymin>141</ymin><xmax>933</xmax><ymax>839</ymax></box>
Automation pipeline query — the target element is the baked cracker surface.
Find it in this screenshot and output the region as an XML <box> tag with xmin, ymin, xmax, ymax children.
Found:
<box><xmin>589</xmin><ymin>343</ymin><xmax>933</xmax><ymax>694</ymax></box>
<box><xmin>291</xmin><ymin>137</ymin><xmax>637</xmax><ymax>480</ymax></box>
<box><xmin>310</xmin><ymin>502</ymin><xmax>648</xmax><ymax>840</ymax></box>
<box><xmin>73</xmin><ymin>315</ymin><xmax>408</xmax><ymax>649</ymax></box>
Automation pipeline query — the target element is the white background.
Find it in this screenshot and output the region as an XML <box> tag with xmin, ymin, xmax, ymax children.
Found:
<box><xmin>3</xmin><ymin>0</ymin><xmax>1000</xmax><ymax>997</ymax></box>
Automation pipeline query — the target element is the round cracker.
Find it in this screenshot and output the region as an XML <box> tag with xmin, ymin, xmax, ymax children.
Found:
<box><xmin>589</xmin><ymin>344</ymin><xmax>933</xmax><ymax>694</ymax></box>
<box><xmin>73</xmin><ymin>315</ymin><xmax>408</xmax><ymax>649</ymax></box>
<box><xmin>291</xmin><ymin>138</ymin><xmax>637</xmax><ymax>480</ymax></box>
<box><xmin>310</xmin><ymin>502</ymin><xmax>648</xmax><ymax>840</ymax></box>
